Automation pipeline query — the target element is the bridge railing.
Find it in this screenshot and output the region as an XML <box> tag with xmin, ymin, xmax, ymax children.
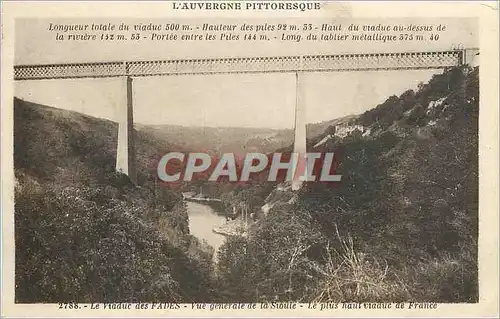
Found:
<box><xmin>14</xmin><ymin>50</ymin><xmax>466</xmax><ymax>80</ymax></box>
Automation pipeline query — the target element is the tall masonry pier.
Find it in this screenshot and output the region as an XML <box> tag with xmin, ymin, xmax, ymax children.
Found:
<box><xmin>116</xmin><ymin>75</ymin><xmax>137</xmax><ymax>184</ymax></box>
<box><xmin>292</xmin><ymin>71</ymin><xmax>307</xmax><ymax>191</ymax></box>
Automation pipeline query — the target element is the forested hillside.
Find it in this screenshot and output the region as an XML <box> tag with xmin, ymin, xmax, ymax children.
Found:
<box><xmin>216</xmin><ymin>66</ymin><xmax>479</xmax><ymax>303</ymax></box>
<box><xmin>14</xmin><ymin>98</ymin><xmax>216</xmax><ymax>303</ymax></box>
<box><xmin>139</xmin><ymin>124</ymin><xmax>294</xmax><ymax>155</ymax></box>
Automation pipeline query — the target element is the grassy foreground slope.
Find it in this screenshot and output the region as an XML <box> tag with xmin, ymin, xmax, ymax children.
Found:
<box><xmin>14</xmin><ymin>98</ymin><xmax>216</xmax><ymax>303</ymax></box>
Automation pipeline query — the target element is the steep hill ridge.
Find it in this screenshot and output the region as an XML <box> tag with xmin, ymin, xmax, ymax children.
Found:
<box><xmin>14</xmin><ymin>98</ymin><xmax>216</xmax><ymax>303</ymax></box>
<box><xmin>217</xmin><ymin>66</ymin><xmax>479</xmax><ymax>303</ymax></box>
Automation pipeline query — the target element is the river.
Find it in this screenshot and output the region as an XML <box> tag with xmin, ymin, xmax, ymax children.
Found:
<box><xmin>185</xmin><ymin>201</ymin><xmax>227</xmax><ymax>261</ymax></box>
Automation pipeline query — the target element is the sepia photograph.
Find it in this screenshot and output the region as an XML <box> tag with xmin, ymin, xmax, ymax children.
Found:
<box><xmin>1</xmin><ymin>1</ymin><xmax>498</xmax><ymax>318</ymax></box>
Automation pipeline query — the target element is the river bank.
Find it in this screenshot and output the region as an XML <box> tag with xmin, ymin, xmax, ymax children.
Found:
<box><xmin>185</xmin><ymin>199</ymin><xmax>251</xmax><ymax>262</ymax></box>
<box><xmin>185</xmin><ymin>201</ymin><xmax>227</xmax><ymax>261</ymax></box>
<box><xmin>212</xmin><ymin>217</ymin><xmax>248</xmax><ymax>237</ymax></box>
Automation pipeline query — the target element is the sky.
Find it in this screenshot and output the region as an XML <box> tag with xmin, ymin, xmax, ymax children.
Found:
<box><xmin>14</xmin><ymin>17</ymin><xmax>478</xmax><ymax>129</ymax></box>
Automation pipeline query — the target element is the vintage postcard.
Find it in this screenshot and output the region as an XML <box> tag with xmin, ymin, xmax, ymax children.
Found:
<box><xmin>1</xmin><ymin>1</ymin><xmax>498</xmax><ymax>318</ymax></box>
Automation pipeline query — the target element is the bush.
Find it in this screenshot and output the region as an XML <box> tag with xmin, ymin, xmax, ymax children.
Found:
<box><xmin>313</xmin><ymin>228</ymin><xmax>409</xmax><ymax>302</ymax></box>
<box><xmin>15</xmin><ymin>183</ymin><xmax>214</xmax><ymax>303</ymax></box>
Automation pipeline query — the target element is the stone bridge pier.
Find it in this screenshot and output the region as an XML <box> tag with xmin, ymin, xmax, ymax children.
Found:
<box><xmin>116</xmin><ymin>75</ymin><xmax>137</xmax><ymax>184</ymax></box>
